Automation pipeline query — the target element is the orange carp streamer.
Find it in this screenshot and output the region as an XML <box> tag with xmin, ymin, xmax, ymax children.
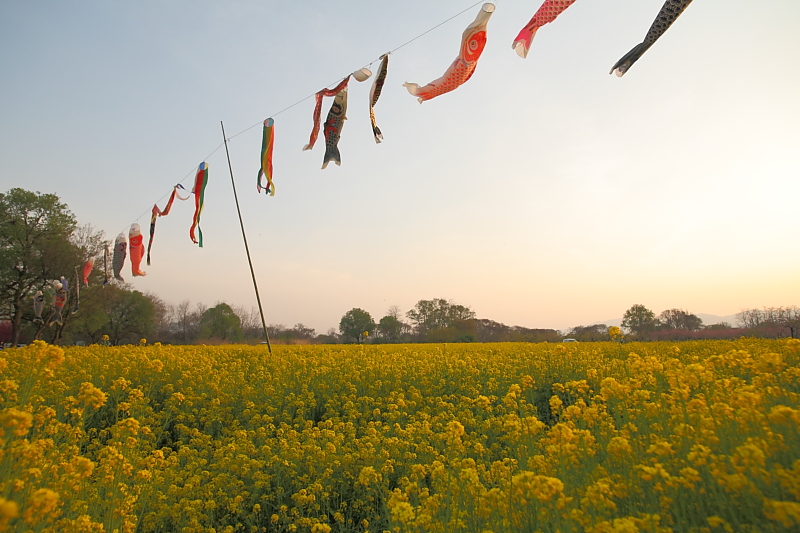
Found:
<box><xmin>404</xmin><ymin>3</ymin><xmax>495</xmax><ymax>103</ymax></box>
<box><xmin>82</xmin><ymin>258</ymin><xmax>94</xmax><ymax>286</ymax></box>
<box><xmin>129</xmin><ymin>223</ymin><xmax>147</xmax><ymax>277</ymax></box>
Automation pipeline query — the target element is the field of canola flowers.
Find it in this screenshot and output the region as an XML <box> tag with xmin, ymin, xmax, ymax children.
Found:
<box><xmin>1</xmin><ymin>338</ymin><xmax>800</xmax><ymax>533</ymax></box>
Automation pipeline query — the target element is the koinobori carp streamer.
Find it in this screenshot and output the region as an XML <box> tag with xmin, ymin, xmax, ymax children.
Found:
<box><xmin>610</xmin><ymin>0</ymin><xmax>694</xmax><ymax>77</ymax></box>
<box><xmin>512</xmin><ymin>0</ymin><xmax>577</xmax><ymax>59</ymax></box>
<box><xmin>404</xmin><ymin>3</ymin><xmax>495</xmax><ymax>103</ymax></box>
<box><xmin>129</xmin><ymin>223</ymin><xmax>146</xmax><ymax>277</ymax></box>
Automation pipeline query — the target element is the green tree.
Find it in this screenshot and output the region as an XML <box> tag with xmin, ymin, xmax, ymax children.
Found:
<box><xmin>566</xmin><ymin>324</ymin><xmax>610</xmax><ymax>342</ymax></box>
<box><xmin>339</xmin><ymin>308</ymin><xmax>375</xmax><ymax>343</ymax></box>
<box><xmin>0</xmin><ymin>188</ymin><xmax>78</xmax><ymax>344</ymax></box>
<box><xmin>406</xmin><ymin>298</ymin><xmax>475</xmax><ymax>337</ymax></box>
<box><xmin>657</xmin><ymin>309</ymin><xmax>703</xmax><ymax>331</ymax></box>
<box><xmin>621</xmin><ymin>304</ymin><xmax>657</xmax><ymax>338</ymax></box>
<box><xmin>199</xmin><ymin>303</ymin><xmax>243</xmax><ymax>342</ymax></box>
<box><xmin>105</xmin><ymin>287</ymin><xmax>156</xmax><ymax>345</ymax></box>
<box><xmin>377</xmin><ymin>315</ymin><xmax>404</xmax><ymax>343</ymax></box>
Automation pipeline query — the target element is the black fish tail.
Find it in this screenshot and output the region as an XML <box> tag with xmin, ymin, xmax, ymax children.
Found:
<box><xmin>610</xmin><ymin>41</ymin><xmax>652</xmax><ymax>77</ymax></box>
<box><xmin>321</xmin><ymin>145</ymin><xmax>341</xmax><ymax>169</ymax></box>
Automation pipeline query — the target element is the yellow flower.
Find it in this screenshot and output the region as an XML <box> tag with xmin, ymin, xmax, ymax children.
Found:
<box><xmin>22</xmin><ymin>489</ymin><xmax>59</xmax><ymax>524</ymax></box>
<box><xmin>763</xmin><ymin>499</ymin><xmax>800</xmax><ymax>528</ymax></box>
<box><xmin>607</xmin><ymin>437</ymin><xmax>632</xmax><ymax>457</ymax></box>
<box><xmin>358</xmin><ymin>466</ymin><xmax>381</xmax><ymax>487</ymax></box>
<box><xmin>77</xmin><ymin>382</ymin><xmax>107</xmax><ymax>409</ymax></box>
<box><xmin>0</xmin><ymin>498</ymin><xmax>19</xmax><ymax>529</ymax></box>
<box><xmin>511</xmin><ymin>472</ymin><xmax>564</xmax><ymax>502</ymax></box>
<box><xmin>390</xmin><ymin>501</ymin><xmax>415</xmax><ymax>524</ymax></box>
<box><xmin>0</xmin><ymin>408</ymin><xmax>33</xmax><ymax>437</ymax></box>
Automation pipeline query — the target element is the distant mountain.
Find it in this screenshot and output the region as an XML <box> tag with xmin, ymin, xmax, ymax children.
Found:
<box><xmin>591</xmin><ymin>313</ymin><xmax>740</xmax><ymax>329</ymax></box>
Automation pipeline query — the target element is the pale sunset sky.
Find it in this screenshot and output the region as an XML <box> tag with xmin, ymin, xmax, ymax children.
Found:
<box><xmin>1</xmin><ymin>0</ymin><xmax>798</xmax><ymax>333</ymax></box>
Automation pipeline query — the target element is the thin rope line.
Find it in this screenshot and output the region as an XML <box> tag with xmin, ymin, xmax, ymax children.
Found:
<box><xmin>122</xmin><ymin>0</ymin><xmax>485</xmax><ymax>234</ymax></box>
<box><xmin>226</xmin><ymin>0</ymin><xmax>484</xmax><ymax>143</ymax></box>
<box><xmin>389</xmin><ymin>0</ymin><xmax>484</xmax><ymax>54</ymax></box>
<box><xmin>124</xmin><ymin>142</ymin><xmax>224</xmax><ymax>233</ymax></box>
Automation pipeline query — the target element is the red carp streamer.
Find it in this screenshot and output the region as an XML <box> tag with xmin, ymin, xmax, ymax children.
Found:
<box><xmin>513</xmin><ymin>0</ymin><xmax>577</xmax><ymax>59</ymax></box>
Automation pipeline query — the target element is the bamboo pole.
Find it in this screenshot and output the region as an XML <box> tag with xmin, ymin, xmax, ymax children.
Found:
<box><xmin>220</xmin><ymin>121</ymin><xmax>272</xmax><ymax>353</ymax></box>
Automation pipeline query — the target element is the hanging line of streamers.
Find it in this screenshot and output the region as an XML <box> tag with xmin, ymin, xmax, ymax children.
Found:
<box><xmin>369</xmin><ymin>54</ymin><xmax>390</xmax><ymax>143</ymax></box>
<box><xmin>610</xmin><ymin>0</ymin><xmax>694</xmax><ymax>77</ymax></box>
<box><xmin>117</xmin><ymin>0</ymin><xmax>697</xmax><ymax>270</ymax></box>
<box><xmin>513</xmin><ymin>0</ymin><xmax>577</xmax><ymax>59</ymax></box>
<box><xmin>190</xmin><ymin>162</ymin><xmax>209</xmax><ymax>247</ymax></box>
<box><xmin>116</xmin><ymin>0</ymin><xmax>488</xmax><ymax>265</ymax></box>
<box><xmin>147</xmin><ymin>184</ymin><xmax>190</xmax><ymax>265</ymax></box>
<box><xmin>257</xmin><ymin>119</ymin><xmax>275</xmax><ymax>195</ymax></box>
<box><xmin>404</xmin><ymin>3</ymin><xmax>495</xmax><ymax>103</ymax></box>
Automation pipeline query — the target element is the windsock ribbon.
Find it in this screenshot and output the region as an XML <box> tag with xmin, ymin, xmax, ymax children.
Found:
<box><xmin>257</xmin><ymin>118</ymin><xmax>275</xmax><ymax>196</ymax></box>
<box><xmin>190</xmin><ymin>162</ymin><xmax>208</xmax><ymax>247</ymax></box>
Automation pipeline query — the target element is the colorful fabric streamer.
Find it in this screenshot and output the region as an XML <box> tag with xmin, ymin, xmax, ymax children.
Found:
<box><xmin>404</xmin><ymin>3</ymin><xmax>495</xmax><ymax>103</ymax></box>
<box><xmin>113</xmin><ymin>233</ymin><xmax>127</xmax><ymax>282</ymax></box>
<box><xmin>257</xmin><ymin>119</ymin><xmax>276</xmax><ymax>196</ymax></box>
<box><xmin>322</xmin><ymin>88</ymin><xmax>348</xmax><ymax>169</ymax></box>
<box><xmin>610</xmin><ymin>0</ymin><xmax>694</xmax><ymax>77</ymax></box>
<box><xmin>190</xmin><ymin>162</ymin><xmax>209</xmax><ymax>247</ymax></box>
<box><xmin>147</xmin><ymin>184</ymin><xmax>189</xmax><ymax>266</ymax></box>
<box><xmin>82</xmin><ymin>258</ymin><xmax>94</xmax><ymax>286</ymax></box>
<box><xmin>512</xmin><ymin>0</ymin><xmax>577</xmax><ymax>59</ymax></box>
<box><xmin>49</xmin><ymin>277</ymin><xmax>67</xmax><ymax>326</ymax></box>
<box><xmin>369</xmin><ymin>54</ymin><xmax>389</xmax><ymax>143</ymax></box>
<box><xmin>303</xmin><ymin>77</ymin><xmax>350</xmax><ymax>151</ymax></box>
<box><xmin>33</xmin><ymin>291</ymin><xmax>44</xmax><ymax>324</ymax></box>
<box><xmin>129</xmin><ymin>223</ymin><xmax>146</xmax><ymax>277</ymax></box>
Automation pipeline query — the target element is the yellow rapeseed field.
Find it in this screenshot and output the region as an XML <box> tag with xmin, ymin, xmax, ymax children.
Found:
<box><xmin>1</xmin><ymin>338</ymin><xmax>799</xmax><ymax>532</ymax></box>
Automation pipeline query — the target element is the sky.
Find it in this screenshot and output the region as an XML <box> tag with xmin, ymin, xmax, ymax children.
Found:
<box><xmin>1</xmin><ymin>0</ymin><xmax>799</xmax><ymax>334</ymax></box>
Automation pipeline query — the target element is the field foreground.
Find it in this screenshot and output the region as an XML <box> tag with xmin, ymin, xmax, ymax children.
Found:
<box><xmin>1</xmin><ymin>339</ymin><xmax>800</xmax><ymax>532</ymax></box>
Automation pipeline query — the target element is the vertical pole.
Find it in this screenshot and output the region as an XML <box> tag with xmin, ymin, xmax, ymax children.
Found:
<box><xmin>220</xmin><ymin>121</ymin><xmax>272</xmax><ymax>353</ymax></box>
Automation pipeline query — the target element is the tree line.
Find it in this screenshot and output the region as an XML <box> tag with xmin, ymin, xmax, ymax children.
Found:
<box><xmin>2</xmin><ymin>188</ymin><xmax>797</xmax><ymax>346</ymax></box>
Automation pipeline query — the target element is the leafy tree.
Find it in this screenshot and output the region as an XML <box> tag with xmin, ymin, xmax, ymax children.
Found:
<box><xmin>406</xmin><ymin>298</ymin><xmax>475</xmax><ymax>336</ymax></box>
<box><xmin>199</xmin><ymin>303</ymin><xmax>242</xmax><ymax>342</ymax></box>
<box><xmin>621</xmin><ymin>304</ymin><xmax>657</xmax><ymax>337</ymax></box>
<box><xmin>61</xmin><ymin>284</ymin><xmax>114</xmax><ymax>344</ymax></box>
<box><xmin>339</xmin><ymin>308</ymin><xmax>375</xmax><ymax>343</ymax></box>
<box><xmin>377</xmin><ymin>315</ymin><xmax>404</xmax><ymax>343</ymax></box>
<box><xmin>105</xmin><ymin>287</ymin><xmax>156</xmax><ymax>345</ymax></box>
<box><xmin>0</xmin><ymin>188</ymin><xmax>78</xmax><ymax>344</ymax></box>
<box><xmin>265</xmin><ymin>323</ymin><xmax>317</xmax><ymax>344</ymax></box>
<box><xmin>566</xmin><ymin>324</ymin><xmax>610</xmax><ymax>342</ymax></box>
<box><xmin>658</xmin><ymin>309</ymin><xmax>703</xmax><ymax>331</ymax></box>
